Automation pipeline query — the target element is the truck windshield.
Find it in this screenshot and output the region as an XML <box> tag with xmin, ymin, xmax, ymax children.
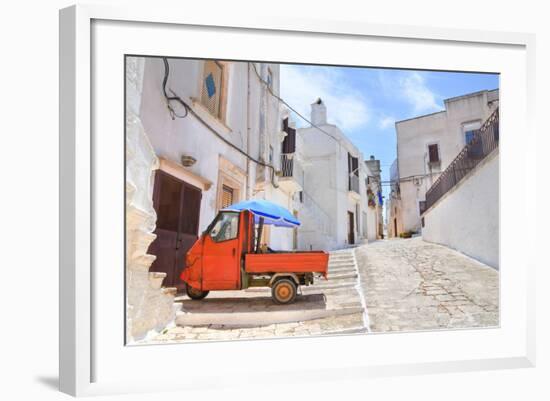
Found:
<box><xmin>209</xmin><ymin>212</ymin><xmax>239</xmax><ymax>242</ymax></box>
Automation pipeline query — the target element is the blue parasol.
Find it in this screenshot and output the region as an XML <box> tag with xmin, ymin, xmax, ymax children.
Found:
<box><xmin>223</xmin><ymin>199</ymin><xmax>300</xmax><ymax>227</ymax></box>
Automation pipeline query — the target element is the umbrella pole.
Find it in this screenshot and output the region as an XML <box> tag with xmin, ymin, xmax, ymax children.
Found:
<box><xmin>256</xmin><ymin>217</ymin><xmax>264</xmax><ymax>253</ymax></box>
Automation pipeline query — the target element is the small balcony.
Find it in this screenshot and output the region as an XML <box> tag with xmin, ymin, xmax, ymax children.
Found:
<box><xmin>279</xmin><ymin>153</ymin><xmax>304</xmax><ymax>193</ymax></box>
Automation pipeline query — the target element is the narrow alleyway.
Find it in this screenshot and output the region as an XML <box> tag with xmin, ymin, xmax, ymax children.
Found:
<box><xmin>146</xmin><ymin>237</ymin><xmax>498</xmax><ymax>344</ymax></box>
<box><xmin>356</xmin><ymin>237</ymin><xmax>499</xmax><ymax>332</ymax></box>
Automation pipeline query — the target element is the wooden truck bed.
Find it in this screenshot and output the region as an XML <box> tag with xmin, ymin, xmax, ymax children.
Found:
<box><xmin>245</xmin><ymin>251</ymin><xmax>329</xmax><ymax>277</ymax></box>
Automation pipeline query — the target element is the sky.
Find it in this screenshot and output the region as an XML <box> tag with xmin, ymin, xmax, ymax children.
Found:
<box><xmin>279</xmin><ymin>63</ymin><xmax>499</xmax><ymax>218</ymax></box>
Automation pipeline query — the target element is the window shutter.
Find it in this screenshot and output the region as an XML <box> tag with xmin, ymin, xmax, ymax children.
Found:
<box><xmin>281</xmin><ymin>118</ymin><xmax>296</xmax><ymax>153</ymax></box>
<box><xmin>200</xmin><ymin>61</ymin><xmax>224</xmax><ymax>118</ymax></box>
<box><xmin>221</xmin><ymin>185</ymin><xmax>234</xmax><ymax>209</ymax></box>
<box><xmin>428</xmin><ymin>144</ymin><xmax>439</xmax><ymax>163</ymax></box>
<box><xmin>352</xmin><ymin>156</ymin><xmax>359</xmax><ymax>176</ymax></box>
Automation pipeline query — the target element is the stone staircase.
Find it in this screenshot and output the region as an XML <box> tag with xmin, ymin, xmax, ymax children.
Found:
<box><xmin>176</xmin><ymin>248</ymin><xmax>368</xmax><ymax>335</ymax></box>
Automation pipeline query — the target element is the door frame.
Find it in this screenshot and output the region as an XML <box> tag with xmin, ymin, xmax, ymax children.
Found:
<box><xmin>348</xmin><ymin>211</ymin><xmax>355</xmax><ymax>245</ymax></box>
<box><xmin>150</xmin><ymin>169</ymin><xmax>203</xmax><ymax>290</ymax></box>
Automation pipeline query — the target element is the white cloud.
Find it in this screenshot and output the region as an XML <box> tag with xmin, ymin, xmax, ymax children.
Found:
<box><xmin>377</xmin><ymin>70</ymin><xmax>442</xmax><ymax>114</ymax></box>
<box><xmin>399</xmin><ymin>72</ymin><xmax>441</xmax><ymax>113</ymax></box>
<box><xmin>280</xmin><ymin>65</ymin><xmax>370</xmax><ymax>132</ymax></box>
<box><xmin>378</xmin><ymin>115</ymin><xmax>395</xmax><ymax>130</ymax></box>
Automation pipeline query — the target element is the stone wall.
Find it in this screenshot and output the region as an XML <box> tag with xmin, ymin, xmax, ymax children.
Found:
<box><xmin>422</xmin><ymin>150</ymin><xmax>499</xmax><ymax>269</ymax></box>
<box><xmin>125</xmin><ymin>57</ymin><xmax>180</xmax><ymax>343</ymax></box>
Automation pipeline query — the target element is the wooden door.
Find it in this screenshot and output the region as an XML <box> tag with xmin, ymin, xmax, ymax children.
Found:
<box><xmin>149</xmin><ymin>171</ymin><xmax>201</xmax><ymax>292</ymax></box>
<box><xmin>348</xmin><ymin>211</ymin><xmax>355</xmax><ymax>245</ymax></box>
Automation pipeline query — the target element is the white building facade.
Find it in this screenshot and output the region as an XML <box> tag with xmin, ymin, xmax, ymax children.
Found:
<box><xmin>393</xmin><ymin>89</ymin><xmax>499</xmax><ymax>235</ymax></box>
<box><xmin>126</xmin><ymin>57</ymin><xmax>301</xmax><ymax>341</ymax></box>
<box><xmin>297</xmin><ymin>99</ymin><xmax>370</xmax><ymax>251</ymax></box>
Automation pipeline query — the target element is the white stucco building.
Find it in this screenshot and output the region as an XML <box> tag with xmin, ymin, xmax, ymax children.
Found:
<box><xmin>297</xmin><ymin>99</ymin><xmax>370</xmax><ymax>250</ymax></box>
<box><xmin>125</xmin><ymin>57</ymin><xmax>301</xmax><ymax>340</ymax></box>
<box><xmin>393</xmin><ymin>89</ymin><xmax>499</xmax><ymax>235</ymax></box>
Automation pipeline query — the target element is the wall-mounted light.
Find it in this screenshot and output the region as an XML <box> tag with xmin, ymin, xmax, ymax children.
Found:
<box><xmin>181</xmin><ymin>155</ymin><xmax>197</xmax><ymax>167</ymax></box>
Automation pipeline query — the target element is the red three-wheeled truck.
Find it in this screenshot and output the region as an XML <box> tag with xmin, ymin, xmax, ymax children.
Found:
<box><xmin>180</xmin><ymin>200</ymin><xmax>329</xmax><ymax>304</ymax></box>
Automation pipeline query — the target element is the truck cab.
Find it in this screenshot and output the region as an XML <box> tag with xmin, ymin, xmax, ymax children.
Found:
<box><xmin>181</xmin><ymin>209</ymin><xmax>328</xmax><ymax>304</ymax></box>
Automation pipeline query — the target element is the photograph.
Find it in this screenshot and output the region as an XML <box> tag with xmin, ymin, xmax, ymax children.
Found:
<box><xmin>125</xmin><ymin>55</ymin><xmax>500</xmax><ymax>345</ymax></box>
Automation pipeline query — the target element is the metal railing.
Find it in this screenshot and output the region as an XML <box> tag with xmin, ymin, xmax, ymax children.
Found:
<box><xmin>280</xmin><ymin>153</ymin><xmax>304</xmax><ymax>188</ymax></box>
<box><xmin>424</xmin><ymin>108</ymin><xmax>499</xmax><ymax>212</ymax></box>
<box><xmin>349</xmin><ymin>175</ymin><xmax>360</xmax><ymax>194</ymax></box>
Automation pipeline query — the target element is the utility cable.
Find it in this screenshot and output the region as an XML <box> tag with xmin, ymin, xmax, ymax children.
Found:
<box><xmin>249</xmin><ymin>62</ymin><xmax>342</xmax><ymax>143</ymax></box>
<box><xmin>161</xmin><ymin>57</ymin><xmax>279</xmax><ymax>188</ymax></box>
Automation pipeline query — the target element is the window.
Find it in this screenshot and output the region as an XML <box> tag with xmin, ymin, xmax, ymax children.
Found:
<box><xmin>428</xmin><ymin>144</ymin><xmax>440</xmax><ymax>164</ymax></box>
<box><xmin>221</xmin><ymin>185</ymin><xmax>234</xmax><ymax>209</ymax></box>
<box><xmin>209</xmin><ymin>212</ymin><xmax>239</xmax><ymax>242</ymax></box>
<box><xmin>281</xmin><ymin>117</ymin><xmax>296</xmax><ymax>154</ymax></box>
<box><xmin>299</xmin><ymin>191</ymin><xmax>303</xmax><ymax>203</ymax></box>
<box><xmin>348</xmin><ymin>153</ymin><xmax>359</xmax><ymax>193</ymax></box>
<box><xmin>200</xmin><ymin>60</ymin><xmax>225</xmax><ymax>119</ymax></box>
<box><xmin>465</xmin><ymin>130</ymin><xmax>476</xmax><ymax>145</ymax></box>
<box><xmin>269</xmin><ymin>145</ymin><xmax>274</xmax><ymax>164</ymax></box>
<box><xmin>463</xmin><ymin>121</ymin><xmax>481</xmax><ymax>145</ymax></box>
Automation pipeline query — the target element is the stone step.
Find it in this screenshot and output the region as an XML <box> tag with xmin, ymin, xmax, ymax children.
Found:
<box><xmin>328</xmin><ymin>262</ymin><xmax>356</xmax><ymax>268</ymax></box>
<box><xmin>325</xmin><ymin>326</ymin><xmax>368</xmax><ymax>335</ymax></box>
<box><xmin>327</xmin><ymin>272</ymin><xmax>357</xmax><ymax>280</ymax></box>
<box><xmin>329</xmin><ymin>252</ymin><xmax>355</xmax><ymax>258</ymax></box>
<box><xmin>175</xmin><ymin>307</ymin><xmax>364</xmax><ymax>328</ymax></box>
<box><xmin>305</xmin><ymin>280</ymin><xmax>357</xmax><ymax>291</ymax></box>
<box><xmin>328</xmin><ymin>255</ymin><xmax>355</xmax><ymax>261</ymax></box>
<box><xmin>329</xmin><ymin>255</ymin><xmax>354</xmax><ymax>260</ymax></box>
<box><xmin>328</xmin><ymin>265</ymin><xmax>357</xmax><ymax>273</ymax></box>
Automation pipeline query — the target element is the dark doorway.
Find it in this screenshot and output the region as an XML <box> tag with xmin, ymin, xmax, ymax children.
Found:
<box><xmin>149</xmin><ymin>170</ymin><xmax>202</xmax><ymax>292</ymax></box>
<box><xmin>348</xmin><ymin>211</ymin><xmax>355</xmax><ymax>245</ymax></box>
<box><xmin>394</xmin><ymin>218</ymin><xmax>397</xmax><ymax>237</ymax></box>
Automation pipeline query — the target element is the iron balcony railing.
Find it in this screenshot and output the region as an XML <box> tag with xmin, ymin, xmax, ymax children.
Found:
<box><xmin>280</xmin><ymin>153</ymin><xmax>304</xmax><ymax>188</ymax></box>
<box><xmin>424</xmin><ymin>107</ymin><xmax>499</xmax><ymax>212</ymax></box>
<box><xmin>349</xmin><ymin>175</ymin><xmax>360</xmax><ymax>194</ymax></box>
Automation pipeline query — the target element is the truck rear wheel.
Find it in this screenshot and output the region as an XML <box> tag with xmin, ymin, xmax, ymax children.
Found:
<box><xmin>186</xmin><ymin>285</ymin><xmax>209</xmax><ymax>300</ymax></box>
<box><xmin>271</xmin><ymin>278</ymin><xmax>297</xmax><ymax>304</ymax></box>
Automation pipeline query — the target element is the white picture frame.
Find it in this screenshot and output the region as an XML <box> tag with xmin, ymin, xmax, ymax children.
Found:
<box><xmin>59</xmin><ymin>4</ymin><xmax>536</xmax><ymax>396</ymax></box>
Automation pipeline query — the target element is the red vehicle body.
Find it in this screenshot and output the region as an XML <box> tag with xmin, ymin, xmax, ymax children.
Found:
<box><xmin>181</xmin><ymin>210</ymin><xmax>328</xmax><ymax>304</ymax></box>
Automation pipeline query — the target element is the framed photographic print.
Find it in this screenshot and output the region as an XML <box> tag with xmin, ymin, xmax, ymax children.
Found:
<box><xmin>59</xmin><ymin>4</ymin><xmax>536</xmax><ymax>396</ymax></box>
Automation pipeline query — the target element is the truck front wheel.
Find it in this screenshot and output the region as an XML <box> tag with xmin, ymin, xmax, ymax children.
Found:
<box><xmin>186</xmin><ymin>285</ymin><xmax>209</xmax><ymax>300</ymax></box>
<box><xmin>271</xmin><ymin>278</ymin><xmax>297</xmax><ymax>304</ymax></box>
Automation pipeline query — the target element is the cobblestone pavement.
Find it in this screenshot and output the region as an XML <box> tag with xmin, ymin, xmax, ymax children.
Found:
<box><xmin>355</xmin><ymin>237</ymin><xmax>499</xmax><ymax>333</ymax></box>
<box><xmin>147</xmin><ymin>249</ymin><xmax>368</xmax><ymax>344</ymax></box>
<box><xmin>145</xmin><ymin>237</ymin><xmax>498</xmax><ymax>344</ymax></box>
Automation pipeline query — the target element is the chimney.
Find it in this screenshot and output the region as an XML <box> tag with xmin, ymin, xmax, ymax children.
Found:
<box><xmin>311</xmin><ymin>98</ymin><xmax>327</xmax><ymax>126</ymax></box>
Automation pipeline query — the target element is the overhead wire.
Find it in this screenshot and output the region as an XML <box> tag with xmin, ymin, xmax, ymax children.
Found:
<box><xmin>161</xmin><ymin>57</ymin><xmax>279</xmax><ymax>188</ymax></box>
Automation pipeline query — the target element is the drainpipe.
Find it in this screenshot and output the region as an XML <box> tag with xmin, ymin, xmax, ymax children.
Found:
<box><xmin>246</xmin><ymin>63</ymin><xmax>251</xmax><ymax>199</ymax></box>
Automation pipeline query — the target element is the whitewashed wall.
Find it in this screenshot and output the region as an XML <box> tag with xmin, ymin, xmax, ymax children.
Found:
<box><xmin>396</xmin><ymin>90</ymin><xmax>499</xmax><ymax>234</ymax></box>
<box><xmin>422</xmin><ymin>151</ymin><xmax>499</xmax><ymax>269</ymax></box>
<box><xmin>125</xmin><ymin>57</ymin><xmax>180</xmax><ymax>343</ymax></box>
<box><xmin>298</xmin><ymin>101</ymin><xmax>370</xmax><ymax>250</ymax></box>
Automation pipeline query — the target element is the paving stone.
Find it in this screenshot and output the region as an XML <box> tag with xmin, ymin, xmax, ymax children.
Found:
<box><xmin>355</xmin><ymin>238</ymin><xmax>499</xmax><ymax>333</ymax></box>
